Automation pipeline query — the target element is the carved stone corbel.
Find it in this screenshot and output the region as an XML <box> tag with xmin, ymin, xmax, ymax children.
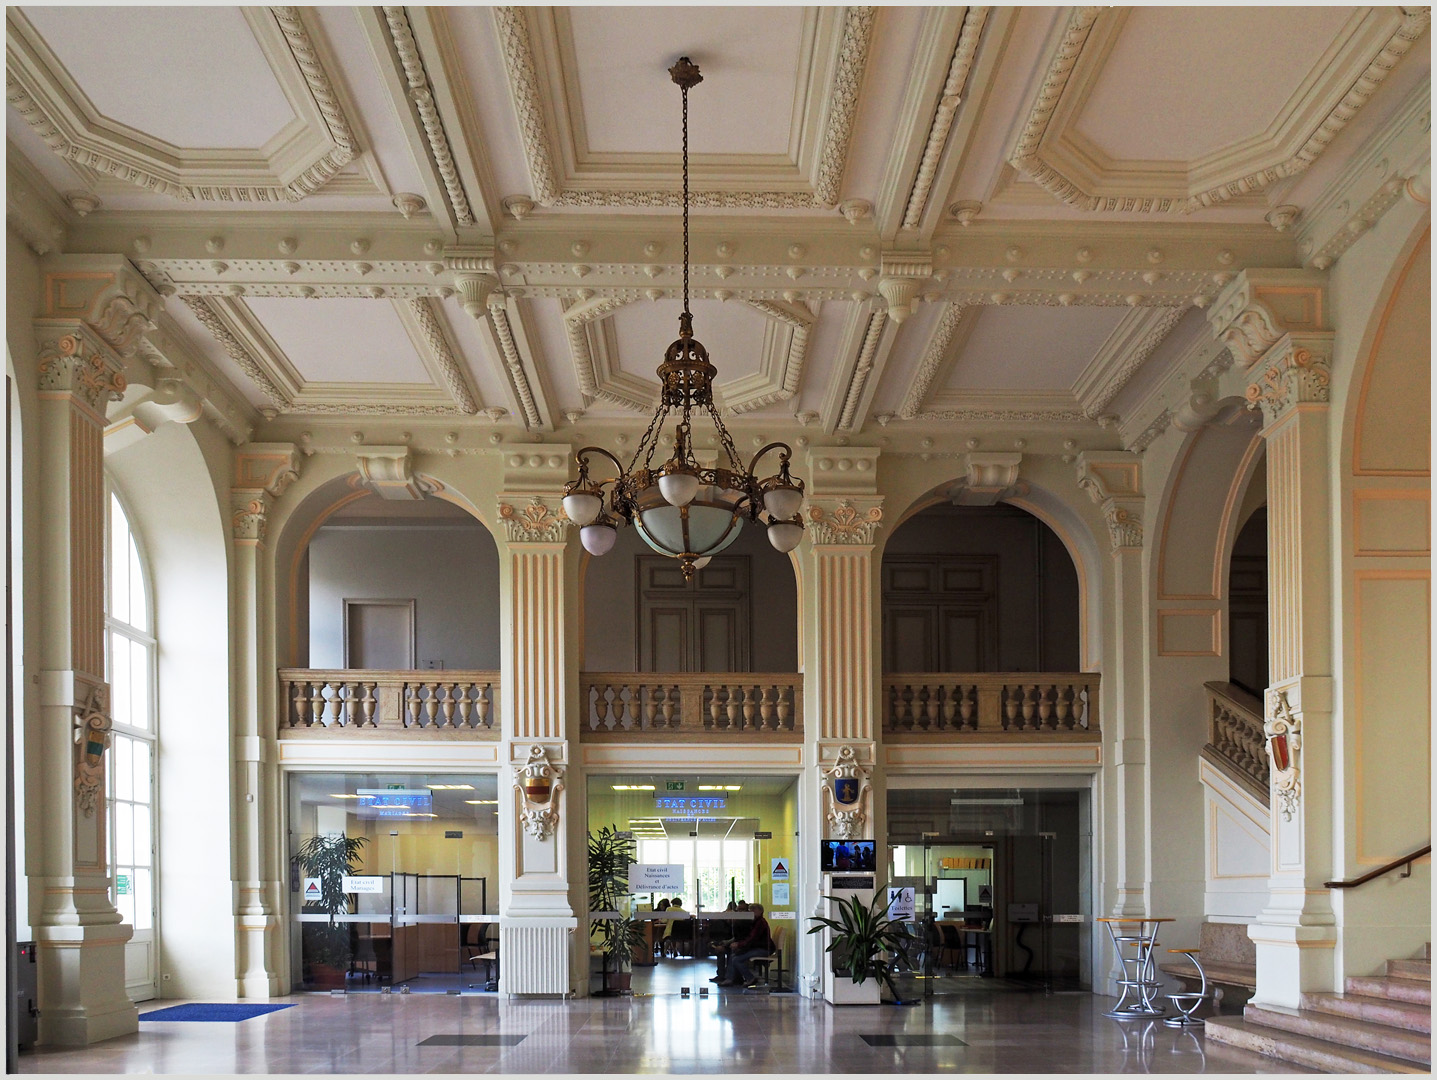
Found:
<box><xmin>1264</xmin><ymin>689</ymin><xmax>1302</xmax><ymax>822</ymax></box>
<box><xmin>514</xmin><ymin>744</ymin><xmax>565</xmax><ymax>841</ymax></box>
<box><xmin>821</xmin><ymin>745</ymin><xmax>872</xmax><ymax>841</ymax></box>
<box><xmin>73</xmin><ymin>682</ymin><xmax>112</xmax><ymax>817</ymax></box>
<box><xmin>949</xmin><ymin>452</ymin><xmax>1024</xmax><ymax>506</ymax></box>
<box><xmin>1075</xmin><ymin>451</ymin><xmax>1144</xmax><ymax>552</ymax></box>
<box><xmin>231</xmin><ymin>443</ymin><xmax>302</xmax><ymax>543</ymax></box>
<box><xmin>355</xmin><ymin>446</ymin><xmax>439</xmax><ymax>500</ymax></box>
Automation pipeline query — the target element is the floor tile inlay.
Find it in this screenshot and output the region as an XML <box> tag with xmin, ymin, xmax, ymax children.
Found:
<box><xmin>860</xmin><ymin>1034</ymin><xmax>967</xmax><ymax>1047</ymax></box>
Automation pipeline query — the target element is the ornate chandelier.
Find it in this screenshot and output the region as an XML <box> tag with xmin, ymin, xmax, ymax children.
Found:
<box><xmin>561</xmin><ymin>57</ymin><xmax>805</xmax><ymax>578</ymax></box>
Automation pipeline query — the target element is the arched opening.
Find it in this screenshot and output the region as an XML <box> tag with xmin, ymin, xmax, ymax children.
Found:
<box><xmin>881</xmin><ymin>502</ymin><xmax>1081</xmax><ymax>674</ymax></box>
<box><xmin>1227</xmin><ymin>506</ymin><xmax>1268</xmax><ymax>698</ymax></box>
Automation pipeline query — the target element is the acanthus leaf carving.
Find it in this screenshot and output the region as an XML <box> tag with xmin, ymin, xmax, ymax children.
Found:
<box><xmin>806</xmin><ymin>498</ymin><xmax>883</xmax><ymax>546</ymax></box>
<box><xmin>498</xmin><ymin>496</ymin><xmax>570</xmax><ymax>543</ymax></box>
<box><xmin>37</xmin><ymin>332</ymin><xmax>127</xmax><ymax>412</ymax></box>
<box><xmin>514</xmin><ymin>743</ymin><xmax>565</xmax><ymax>841</ymax></box>
<box><xmin>1245</xmin><ymin>344</ymin><xmax>1331</xmax><ymax>422</ymax></box>
<box><xmin>1263</xmin><ymin>689</ymin><xmax>1302</xmax><ymax>822</ymax></box>
<box><xmin>73</xmin><ymin>682</ymin><xmax>113</xmax><ymax>817</ymax></box>
<box><xmin>821</xmin><ymin>744</ymin><xmax>872</xmax><ymax>840</ymax></box>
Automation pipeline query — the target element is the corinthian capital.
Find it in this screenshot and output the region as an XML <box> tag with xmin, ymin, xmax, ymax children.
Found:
<box><xmin>1076</xmin><ymin>451</ymin><xmax>1144</xmax><ymax>553</ymax></box>
<box><xmin>1245</xmin><ymin>337</ymin><xmax>1332</xmax><ymax>423</ymax></box>
<box><xmin>805</xmin><ymin>497</ymin><xmax>884</xmax><ymax>546</ymax></box>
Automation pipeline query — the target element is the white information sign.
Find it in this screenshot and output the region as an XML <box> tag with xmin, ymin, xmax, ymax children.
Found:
<box><xmin>770</xmin><ymin>857</ymin><xmax>790</xmax><ymax>881</ymax></box>
<box><xmin>302</xmin><ymin>877</ymin><xmax>321</xmax><ymax>902</ymax></box>
<box><xmin>771</xmin><ymin>910</ymin><xmax>797</xmax><ymax>920</ymax></box>
<box><xmin>886</xmin><ymin>886</ymin><xmax>916</xmax><ymax>921</ymax></box>
<box><xmin>629</xmin><ymin>863</ymin><xmax>685</xmax><ymax>892</ymax></box>
<box><xmin>771</xmin><ymin>882</ymin><xmax>790</xmax><ymax>906</ymax></box>
<box><xmin>342</xmin><ymin>875</ymin><xmax>386</xmax><ymax>894</ymax></box>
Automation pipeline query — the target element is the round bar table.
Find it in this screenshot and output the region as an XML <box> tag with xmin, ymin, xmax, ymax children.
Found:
<box><xmin>1096</xmin><ymin>916</ymin><xmax>1172</xmax><ymax>1018</ymax></box>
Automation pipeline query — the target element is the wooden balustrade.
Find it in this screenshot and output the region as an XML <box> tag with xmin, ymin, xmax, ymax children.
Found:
<box><xmin>579</xmin><ymin>673</ymin><xmax>802</xmax><ymax>739</ymax></box>
<box><xmin>278</xmin><ymin>670</ymin><xmax>500</xmax><ymax>738</ymax></box>
<box><xmin>882</xmin><ymin>673</ymin><xmax>1100</xmax><ymax>738</ymax></box>
<box><xmin>1202</xmin><ymin>681</ymin><xmax>1269</xmax><ymax>803</ymax></box>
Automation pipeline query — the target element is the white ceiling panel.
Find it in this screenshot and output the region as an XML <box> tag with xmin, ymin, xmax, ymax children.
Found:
<box><xmin>945</xmin><ymin>306</ymin><xmax>1128</xmax><ymax>392</ymax></box>
<box><xmin>1074</xmin><ymin>7</ymin><xmax>1355</xmax><ymax>164</ymax></box>
<box><xmin>610</xmin><ymin>299</ymin><xmax>768</xmax><ymax>383</ymax></box>
<box><xmin>566</xmin><ymin>7</ymin><xmax>805</xmax><ymax>157</ymax></box>
<box><xmin>245</xmin><ymin>298</ymin><xmax>430</xmax><ymax>384</ymax></box>
<box><xmin>21</xmin><ymin>6</ymin><xmax>295</xmax><ymax>150</ymax></box>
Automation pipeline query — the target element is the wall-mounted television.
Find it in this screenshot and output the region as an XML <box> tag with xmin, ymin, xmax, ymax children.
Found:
<box><xmin>821</xmin><ymin>839</ymin><xmax>876</xmax><ymax>873</ymax></box>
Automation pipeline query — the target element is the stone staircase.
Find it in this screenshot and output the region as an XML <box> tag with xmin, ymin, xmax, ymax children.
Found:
<box><xmin>1205</xmin><ymin>944</ymin><xmax>1431</xmax><ymax>1073</ymax></box>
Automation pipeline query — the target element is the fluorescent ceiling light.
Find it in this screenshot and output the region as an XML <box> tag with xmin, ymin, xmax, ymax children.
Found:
<box><xmin>465</xmin><ymin>800</ymin><xmax>498</xmax><ymax>805</ymax></box>
<box><xmin>405</xmin><ymin>812</ymin><xmax>439</xmax><ymax>818</ymax></box>
<box><xmin>612</xmin><ymin>784</ymin><xmax>655</xmax><ymax>791</ymax></box>
<box><xmin>951</xmin><ymin>798</ymin><xmax>1023</xmax><ymax>806</ymax></box>
<box><xmin>427</xmin><ymin>784</ymin><xmax>474</xmax><ymax>790</ymax></box>
<box><xmin>698</xmin><ymin>785</ymin><xmax>741</xmax><ymax>791</ymax></box>
<box><xmin>328</xmin><ymin>794</ymin><xmax>364</xmax><ymax>799</ymax></box>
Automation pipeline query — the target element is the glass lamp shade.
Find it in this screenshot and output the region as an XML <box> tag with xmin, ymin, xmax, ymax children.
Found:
<box><xmin>658</xmin><ymin>470</ymin><xmax>701</xmax><ymax>507</ymax></box>
<box><xmin>580</xmin><ymin>522</ymin><xmax>618</xmax><ymax>556</ymax></box>
<box><xmin>762</xmin><ymin>485</ymin><xmax>804</xmax><ymax>521</ymax></box>
<box><xmin>767</xmin><ymin>520</ymin><xmax>804</xmax><ymax>553</ymax></box>
<box><xmin>692</xmin><ymin>555</ymin><xmax>713</xmax><ymax>570</ymax></box>
<box><xmin>633</xmin><ymin>482</ymin><xmax>744</xmax><ymax>559</ymax></box>
<box><xmin>563</xmin><ymin>491</ymin><xmax>603</xmax><ymax>527</ymax></box>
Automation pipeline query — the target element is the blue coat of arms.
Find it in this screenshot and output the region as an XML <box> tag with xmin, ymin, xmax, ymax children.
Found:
<box><xmin>833</xmin><ymin>776</ymin><xmax>860</xmax><ymax>805</ymax></box>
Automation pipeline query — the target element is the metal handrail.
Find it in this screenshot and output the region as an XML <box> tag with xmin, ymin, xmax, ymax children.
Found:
<box><xmin>1323</xmin><ymin>844</ymin><xmax>1431</xmax><ymax>889</ymax></box>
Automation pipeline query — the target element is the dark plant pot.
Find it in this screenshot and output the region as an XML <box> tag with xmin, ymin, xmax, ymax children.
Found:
<box><xmin>610</xmin><ymin>970</ymin><xmax>632</xmax><ymax>992</ymax></box>
<box><xmin>308</xmin><ymin>963</ymin><xmax>348</xmax><ymax>990</ymax></box>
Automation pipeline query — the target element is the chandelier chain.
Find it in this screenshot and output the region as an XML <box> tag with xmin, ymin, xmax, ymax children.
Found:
<box><xmin>681</xmin><ymin>83</ymin><xmax>690</xmax><ymax>316</ymax></box>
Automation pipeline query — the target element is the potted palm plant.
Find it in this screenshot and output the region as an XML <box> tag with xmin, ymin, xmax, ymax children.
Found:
<box><xmin>293</xmin><ymin>833</ymin><xmax>368</xmax><ymax>989</ymax></box>
<box><xmin>587</xmin><ymin>825</ymin><xmax>637</xmax><ymax>994</ymax></box>
<box><xmin>807</xmin><ymin>887</ymin><xmax>913</xmax><ymax>1005</ymax></box>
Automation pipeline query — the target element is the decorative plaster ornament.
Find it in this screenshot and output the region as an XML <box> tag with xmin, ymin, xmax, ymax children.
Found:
<box><xmin>1264</xmin><ymin>689</ymin><xmax>1302</xmax><ymax>822</ymax></box>
<box><xmin>514</xmin><ymin>744</ymin><xmax>565</xmax><ymax>841</ymax></box>
<box><xmin>821</xmin><ymin>745</ymin><xmax>871</xmax><ymax>840</ymax></box>
<box><xmin>73</xmin><ymin>683</ymin><xmax>113</xmax><ymax>817</ymax></box>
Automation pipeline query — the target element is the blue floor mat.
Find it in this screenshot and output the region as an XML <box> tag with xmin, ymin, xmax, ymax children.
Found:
<box><xmin>140</xmin><ymin>1003</ymin><xmax>296</xmax><ymax>1022</ymax></box>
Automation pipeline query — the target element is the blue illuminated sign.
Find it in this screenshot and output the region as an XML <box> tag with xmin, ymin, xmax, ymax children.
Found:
<box><xmin>654</xmin><ymin>796</ymin><xmax>726</xmax><ymax>814</ymax></box>
<box><xmin>354</xmin><ymin>788</ymin><xmax>433</xmax><ymax>818</ymax></box>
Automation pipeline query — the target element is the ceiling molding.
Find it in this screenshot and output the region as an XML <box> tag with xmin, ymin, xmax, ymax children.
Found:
<box><xmin>492</xmin><ymin>5</ymin><xmax>874</xmax><ymax>212</ymax></box>
<box><xmin>1072</xmin><ymin>305</ymin><xmax>1185</xmax><ymax>419</ymax></box>
<box><xmin>179</xmin><ymin>295</ymin><xmax>284</xmax><ymax>404</ymax></box>
<box><xmin>381</xmin><ymin>6</ymin><xmax>475</xmax><ymax>227</ymax></box>
<box><xmin>6</xmin><ymin>146</ymin><xmax>67</xmax><ymax>254</ymax></box>
<box><xmin>727</xmin><ymin>298</ymin><xmax>814</xmax><ymax>413</ymax></box>
<box><xmin>399</xmin><ymin>298</ymin><xmax>481</xmax><ymax>414</ymax></box>
<box><xmin>897</xmin><ymin>301</ymin><xmax>968</xmax><ymax>419</ymax></box>
<box><xmin>901</xmin><ymin>7</ymin><xmax>989</xmax><ymax>230</ymax></box>
<box><xmin>6</xmin><ymin>7</ymin><xmax>360</xmax><ymax>204</ymax></box>
<box><xmin>1116</xmin><ymin>329</ymin><xmax>1235</xmax><ymax>453</ymax></box>
<box><xmin>486</xmin><ymin>295</ymin><xmax>546</xmax><ymax>429</ymax></box>
<box><xmin>826</xmin><ymin>304</ymin><xmax>892</xmax><ymax>434</ymax></box>
<box><xmin>1010</xmin><ymin>7</ymin><xmax>1431</xmax><ymax>215</ymax></box>
<box><xmin>563</xmin><ymin>294</ymin><xmax>635</xmax><ymax>407</ymax></box>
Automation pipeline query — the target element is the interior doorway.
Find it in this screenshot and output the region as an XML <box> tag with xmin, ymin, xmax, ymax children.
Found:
<box><xmin>586</xmin><ymin>772</ymin><xmax>799</xmax><ymax>996</ymax></box>
<box><xmin>636</xmin><ymin>556</ymin><xmax>750</xmax><ymax>672</ymax></box>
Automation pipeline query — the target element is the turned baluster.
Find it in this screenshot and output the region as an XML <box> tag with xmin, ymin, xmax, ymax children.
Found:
<box><xmin>937</xmin><ymin>686</ymin><xmax>955</xmax><ymax>731</ymax></box>
<box><xmin>1074</xmin><ymin>686</ymin><xmax>1089</xmax><ymax>729</ymax></box>
<box><xmin>591</xmin><ymin>684</ymin><xmax>609</xmax><ymax>730</ymax></box>
<box><xmin>959</xmin><ymin>685</ymin><xmax>977</xmax><ymax>730</ymax></box>
<box><xmin>774</xmin><ymin>685</ymin><xmax>792</xmax><ymax>730</ymax></box>
<box><xmin>311</xmin><ymin>682</ymin><xmax>330</xmax><ymax>727</ymax></box>
<box><xmin>924</xmin><ymin>685</ymin><xmax>943</xmax><ymax>730</ymax></box>
<box><xmin>1056</xmin><ymin>685</ymin><xmax>1075</xmax><ymax>729</ymax></box>
<box><xmin>1018</xmin><ymin>685</ymin><xmax>1037</xmax><ymax>729</ymax></box>
<box><xmin>292</xmin><ymin>683</ymin><xmax>311</xmax><ymax>728</ymax></box>
<box><xmin>640</xmin><ymin>686</ymin><xmax>656</xmax><ymax>729</ymax></box>
<box><xmin>1002</xmin><ymin>685</ymin><xmax>1019</xmax><ymax>730</ymax></box>
<box><xmin>355</xmin><ymin>682</ymin><xmax>374</xmax><ymax>727</ymax></box>
<box><xmin>609</xmin><ymin>685</ymin><xmax>628</xmax><ymax>730</ymax></box>
<box><xmin>339</xmin><ymin>683</ymin><xmax>356</xmax><ymax>728</ymax></box>
<box><xmin>1034</xmin><ymin>685</ymin><xmax>1053</xmax><ymax>729</ymax></box>
<box><xmin>723</xmin><ymin>685</ymin><xmax>741</xmax><ymax>730</ymax></box>
<box><xmin>703</xmin><ymin>686</ymin><xmax>722</xmax><ymax>729</ymax></box>
<box><xmin>455</xmin><ymin>684</ymin><xmax>474</xmax><ymax>729</ymax></box>
<box><xmin>760</xmin><ymin>685</ymin><xmax>777</xmax><ymax>730</ymax></box>
<box><xmin>436</xmin><ymin>683</ymin><xmax>455</xmax><ymax>729</ymax></box>
<box><xmin>737</xmin><ymin>686</ymin><xmax>754</xmax><ymax>731</ymax></box>
<box><xmin>477</xmin><ymin>684</ymin><xmax>493</xmax><ymax>729</ymax></box>
<box><xmin>665</xmin><ymin>685</ymin><xmax>680</xmax><ymax>728</ymax></box>
<box><xmin>405</xmin><ymin>686</ymin><xmax>422</xmax><ymax>728</ymax></box>
<box><xmin>418</xmin><ymin>684</ymin><xmax>437</xmax><ymax>729</ymax></box>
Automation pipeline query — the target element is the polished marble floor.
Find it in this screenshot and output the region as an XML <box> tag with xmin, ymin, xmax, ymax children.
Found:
<box><xmin>19</xmin><ymin>988</ymin><xmax>1311</xmax><ymax>1074</ymax></box>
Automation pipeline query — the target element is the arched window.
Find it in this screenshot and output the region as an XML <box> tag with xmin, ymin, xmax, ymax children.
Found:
<box><xmin>105</xmin><ymin>490</ymin><xmax>157</xmax><ymax>964</ymax></box>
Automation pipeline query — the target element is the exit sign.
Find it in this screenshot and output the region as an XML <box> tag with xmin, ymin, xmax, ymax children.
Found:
<box><xmin>666</xmin><ymin>781</ymin><xmax>685</xmax><ymax>791</ymax></box>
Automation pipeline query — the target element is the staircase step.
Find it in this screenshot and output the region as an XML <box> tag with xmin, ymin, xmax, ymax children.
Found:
<box><xmin>1386</xmin><ymin>958</ymin><xmax>1432</xmax><ymax>983</ymax></box>
<box><xmin>1206</xmin><ymin>1016</ymin><xmax>1429</xmax><ymax>1074</ymax></box>
<box><xmin>1302</xmin><ymin>991</ymin><xmax>1432</xmax><ymax>1034</ymax></box>
<box><xmin>1346</xmin><ymin>976</ymin><xmax>1431</xmax><ymax>1006</ymax></box>
<box><xmin>1244</xmin><ymin>1003</ymin><xmax>1431</xmax><ymax>1065</ymax></box>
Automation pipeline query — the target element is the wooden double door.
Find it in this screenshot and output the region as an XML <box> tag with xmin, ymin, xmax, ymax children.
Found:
<box><xmin>637</xmin><ymin>555</ymin><xmax>750</xmax><ymax>673</ymax></box>
<box><xmin>882</xmin><ymin>555</ymin><xmax>999</xmax><ymax>672</ymax></box>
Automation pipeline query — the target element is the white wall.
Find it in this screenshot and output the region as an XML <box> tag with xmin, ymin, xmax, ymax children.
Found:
<box><xmin>308</xmin><ymin>524</ymin><xmax>500</xmax><ymax>670</ymax></box>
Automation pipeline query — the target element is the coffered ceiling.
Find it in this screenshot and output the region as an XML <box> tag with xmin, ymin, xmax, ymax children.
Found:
<box><xmin>6</xmin><ymin>5</ymin><xmax>1430</xmax><ymax>452</ymax></box>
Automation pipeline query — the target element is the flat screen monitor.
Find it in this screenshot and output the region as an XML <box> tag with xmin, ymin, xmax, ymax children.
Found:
<box><xmin>821</xmin><ymin>839</ymin><xmax>876</xmax><ymax>873</ymax></box>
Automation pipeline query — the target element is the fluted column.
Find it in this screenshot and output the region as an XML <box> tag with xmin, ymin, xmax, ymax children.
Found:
<box><xmin>230</xmin><ymin>445</ymin><xmax>301</xmax><ymax>996</ymax></box>
<box><xmin>1211</xmin><ymin>272</ymin><xmax>1337</xmax><ymax>1007</ymax></box>
<box><xmin>1076</xmin><ymin>452</ymin><xmax>1149</xmax><ymax>918</ymax></box>
<box><xmin>29</xmin><ymin>264</ymin><xmax>158</xmax><ymax>1044</ymax></box>
<box><xmin>496</xmin><ymin>492</ymin><xmax>576</xmax><ymax>995</ymax></box>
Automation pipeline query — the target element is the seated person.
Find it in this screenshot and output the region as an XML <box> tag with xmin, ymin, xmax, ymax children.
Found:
<box><xmin>663</xmin><ymin>897</ymin><xmax>687</xmax><ymax>957</ymax></box>
<box><xmin>708</xmin><ymin>901</ymin><xmax>738</xmax><ymax>948</ymax></box>
<box><xmin>722</xmin><ymin>904</ymin><xmax>772</xmax><ymax>988</ymax></box>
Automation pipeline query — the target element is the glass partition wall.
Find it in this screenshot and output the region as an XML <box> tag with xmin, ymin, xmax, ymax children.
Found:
<box><xmin>286</xmin><ymin>771</ymin><xmax>499</xmax><ymax>993</ymax></box>
<box><xmin>887</xmin><ymin>785</ymin><xmax>1092</xmax><ymax>997</ymax></box>
<box><xmin>587</xmin><ymin>774</ymin><xmax>800</xmax><ymax>995</ymax></box>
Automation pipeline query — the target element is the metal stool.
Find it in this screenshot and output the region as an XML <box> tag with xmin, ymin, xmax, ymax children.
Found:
<box><xmin>1098</xmin><ymin>917</ymin><xmax>1171</xmax><ymax>1018</ymax></box>
<box><xmin>1164</xmin><ymin>948</ymin><xmax>1208</xmax><ymax>1027</ymax></box>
